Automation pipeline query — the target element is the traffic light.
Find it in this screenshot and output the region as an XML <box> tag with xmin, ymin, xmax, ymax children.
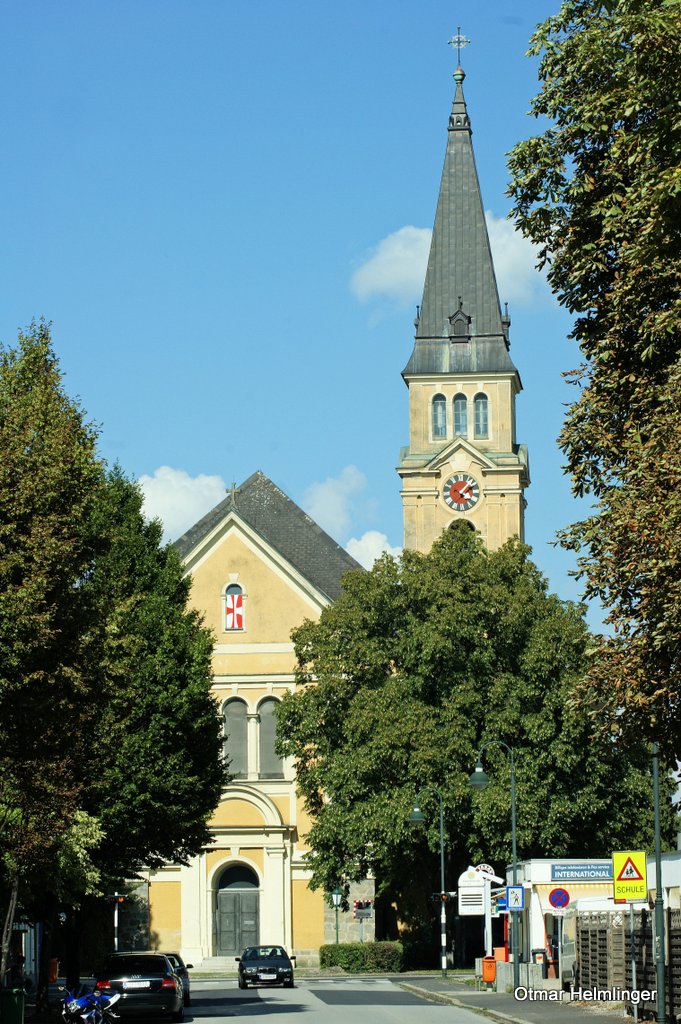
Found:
<box><xmin>107</xmin><ymin>895</ymin><xmax>126</xmax><ymax>904</ymax></box>
<box><xmin>430</xmin><ymin>892</ymin><xmax>450</xmax><ymax>903</ymax></box>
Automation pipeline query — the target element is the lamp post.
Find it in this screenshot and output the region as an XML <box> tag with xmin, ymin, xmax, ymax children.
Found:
<box><xmin>652</xmin><ymin>742</ymin><xmax>666</xmax><ymax>1024</ymax></box>
<box><xmin>331</xmin><ymin>888</ymin><xmax>342</xmax><ymax>945</ymax></box>
<box><xmin>468</xmin><ymin>742</ymin><xmax>519</xmax><ymax>991</ymax></box>
<box><xmin>410</xmin><ymin>787</ymin><xmax>447</xmax><ymax>978</ymax></box>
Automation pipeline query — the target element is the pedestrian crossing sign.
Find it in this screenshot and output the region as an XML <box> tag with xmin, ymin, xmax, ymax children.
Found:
<box><xmin>612</xmin><ymin>850</ymin><xmax>647</xmax><ymax>901</ymax></box>
<box><xmin>506</xmin><ymin>885</ymin><xmax>524</xmax><ymax>912</ymax></box>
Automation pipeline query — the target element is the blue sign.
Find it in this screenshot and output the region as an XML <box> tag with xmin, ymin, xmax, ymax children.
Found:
<box><xmin>506</xmin><ymin>885</ymin><xmax>524</xmax><ymax>912</ymax></box>
<box><xmin>551</xmin><ymin>863</ymin><xmax>612</xmax><ymax>881</ymax></box>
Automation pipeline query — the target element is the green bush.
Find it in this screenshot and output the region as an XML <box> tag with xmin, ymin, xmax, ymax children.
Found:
<box><xmin>319</xmin><ymin>942</ymin><xmax>404</xmax><ymax>973</ymax></box>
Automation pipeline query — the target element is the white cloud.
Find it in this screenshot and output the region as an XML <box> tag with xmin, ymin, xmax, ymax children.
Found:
<box><xmin>350</xmin><ymin>226</ymin><xmax>431</xmax><ymax>305</ymax></box>
<box><xmin>301</xmin><ymin>466</ymin><xmax>367</xmax><ymax>539</ymax></box>
<box><xmin>350</xmin><ymin>214</ymin><xmax>547</xmax><ymax>313</ymax></box>
<box><xmin>485</xmin><ymin>210</ymin><xmax>548</xmax><ymax>306</ymax></box>
<box><xmin>138</xmin><ymin>466</ymin><xmax>227</xmax><ymax>542</ymax></box>
<box><xmin>346</xmin><ymin>531</ymin><xmax>402</xmax><ymax>568</ymax></box>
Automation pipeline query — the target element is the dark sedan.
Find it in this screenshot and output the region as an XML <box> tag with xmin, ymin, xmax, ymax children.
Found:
<box><xmin>236</xmin><ymin>945</ymin><xmax>295</xmax><ymax>988</ymax></box>
<box><xmin>95</xmin><ymin>952</ymin><xmax>184</xmax><ymax>1020</ymax></box>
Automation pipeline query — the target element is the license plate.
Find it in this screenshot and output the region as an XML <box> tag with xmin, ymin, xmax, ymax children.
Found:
<box><xmin>258</xmin><ymin>972</ymin><xmax>276</xmax><ymax>980</ymax></box>
<box><xmin>124</xmin><ymin>981</ymin><xmax>150</xmax><ymax>989</ymax></box>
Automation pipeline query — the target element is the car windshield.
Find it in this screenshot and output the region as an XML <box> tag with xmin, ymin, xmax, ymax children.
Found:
<box><xmin>243</xmin><ymin>946</ymin><xmax>287</xmax><ymax>960</ymax></box>
<box><xmin>104</xmin><ymin>955</ymin><xmax>168</xmax><ymax>975</ymax></box>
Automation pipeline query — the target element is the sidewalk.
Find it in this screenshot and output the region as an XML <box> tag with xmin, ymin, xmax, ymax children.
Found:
<box><xmin>396</xmin><ymin>977</ymin><xmax>631</xmax><ymax>1024</ymax></box>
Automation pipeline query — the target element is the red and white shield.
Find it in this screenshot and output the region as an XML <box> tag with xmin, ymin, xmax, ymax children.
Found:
<box><xmin>225</xmin><ymin>593</ymin><xmax>243</xmax><ymax>630</ymax></box>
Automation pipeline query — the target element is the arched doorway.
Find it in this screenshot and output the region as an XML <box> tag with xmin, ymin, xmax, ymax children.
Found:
<box><xmin>216</xmin><ymin>864</ymin><xmax>259</xmax><ymax>956</ymax></box>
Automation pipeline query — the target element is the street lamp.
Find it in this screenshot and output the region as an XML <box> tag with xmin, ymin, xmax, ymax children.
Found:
<box><xmin>652</xmin><ymin>743</ymin><xmax>666</xmax><ymax>1024</ymax></box>
<box><xmin>331</xmin><ymin>888</ymin><xmax>343</xmax><ymax>945</ymax></box>
<box><xmin>409</xmin><ymin>787</ymin><xmax>447</xmax><ymax>978</ymax></box>
<box><xmin>468</xmin><ymin>742</ymin><xmax>520</xmax><ymax>991</ymax></box>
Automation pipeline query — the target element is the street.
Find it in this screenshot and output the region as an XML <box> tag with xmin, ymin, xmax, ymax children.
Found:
<box><xmin>186</xmin><ymin>978</ymin><xmax>482</xmax><ymax>1023</ymax></box>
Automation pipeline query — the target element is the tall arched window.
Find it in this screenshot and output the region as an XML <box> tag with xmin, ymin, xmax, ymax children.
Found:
<box><xmin>258</xmin><ymin>699</ymin><xmax>284</xmax><ymax>779</ymax></box>
<box><xmin>453</xmin><ymin>393</ymin><xmax>468</xmax><ymax>436</ymax></box>
<box><xmin>432</xmin><ymin>394</ymin><xmax>446</xmax><ymax>439</ymax></box>
<box><xmin>224</xmin><ymin>583</ymin><xmax>245</xmax><ymax>631</ymax></box>
<box><xmin>223</xmin><ymin>699</ymin><xmax>248</xmax><ymax>778</ymax></box>
<box><xmin>474</xmin><ymin>393</ymin><xmax>489</xmax><ymax>439</ymax></box>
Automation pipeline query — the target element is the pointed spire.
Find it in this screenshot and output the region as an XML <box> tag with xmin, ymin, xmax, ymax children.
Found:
<box><xmin>449</xmin><ymin>65</ymin><xmax>470</xmax><ymax>132</ymax></box>
<box><xmin>403</xmin><ymin>38</ymin><xmax>518</xmax><ymax>378</ymax></box>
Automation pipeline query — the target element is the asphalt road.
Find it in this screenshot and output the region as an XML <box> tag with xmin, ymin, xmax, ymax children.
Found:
<box><xmin>186</xmin><ymin>977</ymin><xmax>483</xmax><ymax>1023</ymax></box>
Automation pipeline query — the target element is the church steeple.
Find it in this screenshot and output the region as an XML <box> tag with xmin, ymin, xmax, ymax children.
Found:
<box><xmin>397</xmin><ymin>42</ymin><xmax>529</xmax><ymax>554</ymax></box>
<box><xmin>407</xmin><ymin>60</ymin><xmax>516</xmax><ymax>373</ymax></box>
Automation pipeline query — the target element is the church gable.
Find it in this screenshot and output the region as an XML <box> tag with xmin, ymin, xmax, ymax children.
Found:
<box><xmin>426</xmin><ymin>436</ymin><xmax>497</xmax><ymax>474</ymax></box>
<box><xmin>187</xmin><ymin>519</ymin><xmax>334</xmax><ymax>644</ymax></box>
<box><xmin>176</xmin><ymin>471</ymin><xmax>362</xmax><ymax>645</ymax></box>
<box><xmin>176</xmin><ymin>471</ymin><xmax>361</xmax><ymax>603</ymax></box>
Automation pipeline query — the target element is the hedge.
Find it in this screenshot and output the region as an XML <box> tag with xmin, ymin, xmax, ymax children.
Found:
<box><xmin>319</xmin><ymin>941</ymin><xmax>404</xmax><ymax>973</ymax></box>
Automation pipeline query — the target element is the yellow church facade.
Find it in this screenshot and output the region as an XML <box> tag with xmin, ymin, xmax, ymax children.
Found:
<box><xmin>143</xmin><ymin>472</ymin><xmax>364</xmax><ymax>965</ymax></box>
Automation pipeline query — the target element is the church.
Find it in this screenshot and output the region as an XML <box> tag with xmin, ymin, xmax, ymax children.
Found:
<box><xmin>142</xmin><ymin>50</ymin><xmax>528</xmax><ymax>967</ymax></box>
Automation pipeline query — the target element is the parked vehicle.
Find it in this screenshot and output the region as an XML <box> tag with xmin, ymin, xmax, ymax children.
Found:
<box><xmin>94</xmin><ymin>953</ymin><xmax>183</xmax><ymax>1021</ymax></box>
<box><xmin>61</xmin><ymin>987</ymin><xmax>120</xmax><ymax>1024</ymax></box>
<box><xmin>161</xmin><ymin>954</ymin><xmax>192</xmax><ymax>1006</ymax></box>
<box><xmin>235</xmin><ymin>945</ymin><xmax>295</xmax><ymax>988</ymax></box>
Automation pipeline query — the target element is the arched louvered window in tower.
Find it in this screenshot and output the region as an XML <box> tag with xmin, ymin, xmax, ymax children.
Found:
<box><xmin>453</xmin><ymin>393</ymin><xmax>468</xmax><ymax>436</ymax></box>
<box><xmin>258</xmin><ymin>698</ymin><xmax>284</xmax><ymax>779</ymax></box>
<box><xmin>432</xmin><ymin>394</ymin><xmax>446</xmax><ymax>439</ymax></box>
<box><xmin>223</xmin><ymin>699</ymin><xmax>248</xmax><ymax>778</ymax></box>
<box><xmin>474</xmin><ymin>393</ymin><xmax>489</xmax><ymax>439</ymax></box>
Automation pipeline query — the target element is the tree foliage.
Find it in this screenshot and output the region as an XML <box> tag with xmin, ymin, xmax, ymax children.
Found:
<box><xmin>276</xmin><ymin>527</ymin><xmax>670</xmax><ymax>913</ymax></box>
<box><xmin>0</xmin><ymin>321</ymin><xmax>103</xmax><ymax>976</ymax></box>
<box><xmin>0</xmin><ymin>323</ymin><xmax>226</xmax><ymax>981</ymax></box>
<box><xmin>507</xmin><ymin>0</ymin><xmax>681</xmax><ymax>756</ymax></box>
<box><xmin>79</xmin><ymin>468</ymin><xmax>226</xmax><ymax>879</ymax></box>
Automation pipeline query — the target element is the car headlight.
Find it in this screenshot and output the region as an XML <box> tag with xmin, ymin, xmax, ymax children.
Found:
<box><xmin>277</xmin><ymin>967</ymin><xmax>290</xmax><ymax>974</ymax></box>
<box><xmin>244</xmin><ymin>968</ymin><xmax>256</xmax><ymax>975</ymax></box>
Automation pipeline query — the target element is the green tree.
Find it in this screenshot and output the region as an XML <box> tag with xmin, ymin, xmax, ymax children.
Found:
<box><xmin>276</xmin><ymin>526</ymin><xmax>672</xmax><ymax>921</ymax></box>
<box><xmin>507</xmin><ymin>0</ymin><xmax>681</xmax><ymax>756</ymax></box>
<box><xmin>0</xmin><ymin>321</ymin><xmax>103</xmax><ymax>977</ymax></box>
<box><xmin>51</xmin><ymin>467</ymin><xmax>227</xmax><ymax>988</ymax></box>
<box><xmin>0</xmin><ymin>324</ymin><xmax>226</xmax><ymax>988</ymax></box>
<box><xmin>80</xmin><ymin>467</ymin><xmax>226</xmax><ymax>881</ymax></box>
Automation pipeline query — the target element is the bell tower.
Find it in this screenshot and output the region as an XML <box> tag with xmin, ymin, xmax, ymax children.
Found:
<box><xmin>397</xmin><ymin>47</ymin><xmax>529</xmax><ymax>553</ymax></box>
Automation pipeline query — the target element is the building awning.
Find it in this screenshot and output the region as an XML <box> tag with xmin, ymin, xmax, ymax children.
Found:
<box><xmin>535</xmin><ymin>883</ymin><xmax>614</xmax><ymax>911</ymax></box>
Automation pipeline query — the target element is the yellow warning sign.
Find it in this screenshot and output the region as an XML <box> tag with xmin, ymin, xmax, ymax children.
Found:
<box><xmin>612</xmin><ymin>850</ymin><xmax>648</xmax><ymax>901</ymax></box>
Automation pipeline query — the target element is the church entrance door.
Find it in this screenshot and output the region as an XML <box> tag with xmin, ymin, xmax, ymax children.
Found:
<box><xmin>216</xmin><ymin>865</ymin><xmax>259</xmax><ymax>956</ymax></box>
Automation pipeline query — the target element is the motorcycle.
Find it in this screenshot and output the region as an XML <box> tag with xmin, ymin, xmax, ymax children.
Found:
<box><xmin>61</xmin><ymin>987</ymin><xmax>120</xmax><ymax>1024</ymax></box>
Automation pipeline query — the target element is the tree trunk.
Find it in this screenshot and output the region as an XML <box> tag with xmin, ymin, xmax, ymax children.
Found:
<box><xmin>0</xmin><ymin>872</ymin><xmax>19</xmax><ymax>984</ymax></box>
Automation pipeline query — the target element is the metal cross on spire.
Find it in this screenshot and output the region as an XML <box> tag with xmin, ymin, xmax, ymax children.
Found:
<box><xmin>448</xmin><ymin>26</ymin><xmax>470</xmax><ymax>65</ymax></box>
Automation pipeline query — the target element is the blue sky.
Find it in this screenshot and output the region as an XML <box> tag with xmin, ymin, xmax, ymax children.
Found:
<box><xmin>0</xmin><ymin>1</ymin><xmax>598</xmax><ymax>621</ymax></box>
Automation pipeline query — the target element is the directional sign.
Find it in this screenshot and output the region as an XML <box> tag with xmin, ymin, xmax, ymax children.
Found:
<box><xmin>549</xmin><ymin>887</ymin><xmax>570</xmax><ymax>909</ymax></box>
<box><xmin>612</xmin><ymin>850</ymin><xmax>647</xmax><ymax>901</ymax></box>
<box><xmin>506</xmin><ymin>885</ymin><xmax>524</xmax><ymax>912</ymax></box>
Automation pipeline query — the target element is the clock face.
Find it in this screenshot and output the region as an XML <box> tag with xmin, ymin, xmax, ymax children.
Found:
<box><xmin>443</xmin><ymin>474</ymin><xmax>480</xmax><ymax>511</ymax></box>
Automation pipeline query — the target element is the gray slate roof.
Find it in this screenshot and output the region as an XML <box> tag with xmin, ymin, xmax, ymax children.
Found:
<box><xmin>403</xmin><ymin>68</ymin><xmax>519</xmax><ymax>380</ymax></box>
<box><xmin>174</xmin><ymin>470</ymin><xmax>362</xmax><ymax>602</ymax></box>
